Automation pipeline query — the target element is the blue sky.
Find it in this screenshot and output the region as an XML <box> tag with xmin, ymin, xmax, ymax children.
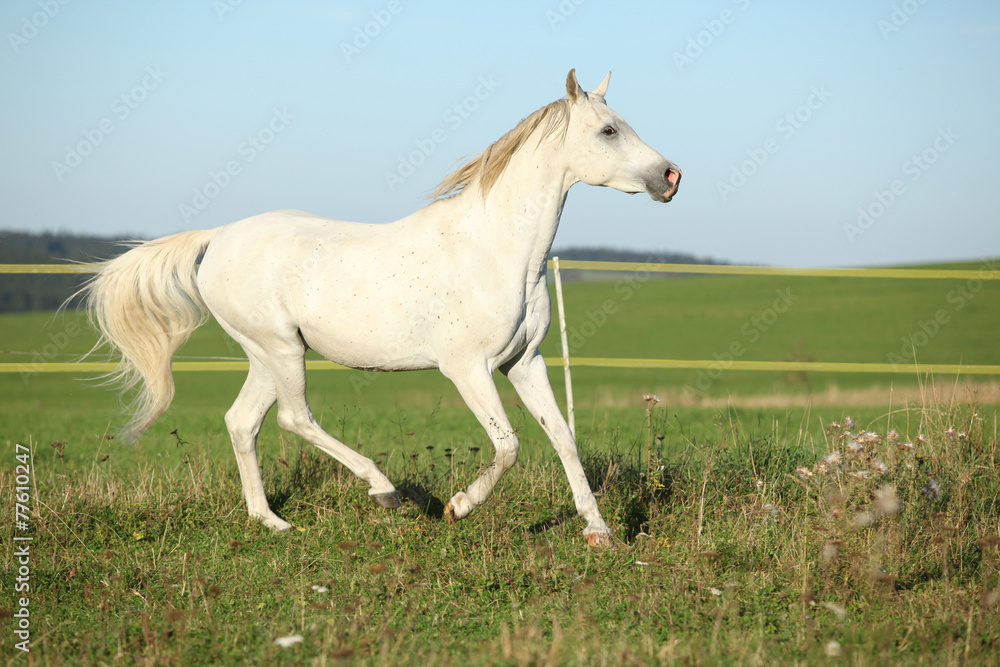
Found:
<box><xmin>1</xmin><ymin>0</ymin><xmax>998</xmax><ymax>267</ymax></box>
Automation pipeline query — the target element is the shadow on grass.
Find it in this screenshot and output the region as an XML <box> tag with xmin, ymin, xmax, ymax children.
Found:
<box><xmin>528</xmin><ymin>508</ymin><xmax>577</xmax><ymax>535</ymax></box>
<box><xmin>398</xmin><ymin>479</ymin><xmax>446</xmax><ymax>520</ymax></box>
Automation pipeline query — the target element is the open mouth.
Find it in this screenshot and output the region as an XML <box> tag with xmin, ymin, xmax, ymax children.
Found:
<box><xmin>660</xmin><ymin>167</ymin><xmax>681</xmax><ymax>202</ymax></box>
<box><xmin>640</xmin><ymin>166</ymin><xmax>681</xmax><ymax>203</ymax></box>
<box><xmin>646</xmin><ymin>186</ymin><xmax>675</xmax><ymax>203</ymax></box>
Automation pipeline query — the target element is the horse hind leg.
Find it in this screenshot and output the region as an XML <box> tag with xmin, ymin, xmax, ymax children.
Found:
<box><xmin>275</xmin><ymin>401</ymin><xmax>401</xmax><ymax>509</ymax></box>
<box><xmin>262</xmin><ymin>352</ymin><xmax>401</xmax><ymax>510</ymax></box>
<box><xmin>224</xmin><ymin>358</ymin><xmax>290</xmax><ymax>530</ymax></box>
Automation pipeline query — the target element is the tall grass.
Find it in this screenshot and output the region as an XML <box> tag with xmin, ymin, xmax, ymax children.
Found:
<box><xmin>2</xmin><ymin>392</ymin><xmax>997</xmax><ymax>665</ymax></box>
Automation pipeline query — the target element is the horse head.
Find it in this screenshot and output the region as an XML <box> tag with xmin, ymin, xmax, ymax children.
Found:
<box><xmin>563</xmin><ymin>69</ymin><xmax>682</xmax><ymax>203</ymax></box>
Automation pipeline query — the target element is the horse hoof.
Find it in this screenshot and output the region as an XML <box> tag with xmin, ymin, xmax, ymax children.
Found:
<box><xmin>444</xmin><ymin>491</ymin><xmax>469</xmax><ymax>523</ymax></box>
<box><xmin>254</xmin><ymin>513</ymin><xmax>292</xmax><ymax>532</ymax></box>
<box><xmin>585</xmin><ymin>531</ymin><xmax>613</xmax><ymax>548</ymax></box>
<box><xmin>371</xmin><ymin>491</ymin><xmax>402</xmax><ymax>509</ymax></box>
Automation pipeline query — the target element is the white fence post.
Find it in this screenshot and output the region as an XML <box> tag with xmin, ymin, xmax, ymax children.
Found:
<box><xmin>551</xmin><ymin>257</ymin><xmax>575</xmax><ymax>439</ymax></box>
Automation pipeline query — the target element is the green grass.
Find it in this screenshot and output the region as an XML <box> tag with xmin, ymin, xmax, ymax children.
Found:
<box><xmin>2</xmin><ymin>399</ymin><xmax>999</xmax><ymax>664</ymax></box>
<box><xmin>541</xmin><ymin>261</ymin><xmax>1000</xmax><ymax>398</ymax></box>
<box><xmin>1</xmin><ymin>262</ymin><xmax>999</xmax><ymax>664</ymax></box>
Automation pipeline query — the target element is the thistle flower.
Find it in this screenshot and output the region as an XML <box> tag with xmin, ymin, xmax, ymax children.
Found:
<box><xmin>822</xmin><ymin>601</ymin><xmax>847</xmax><ymax>620</ymax></box>
<box><xmin>898</xmin><ymin>441</ymin><xmax>915</xmax><ymax>452</ymax></box>
<box><xmin>873</xmin><ymin>485</ymin><xmax>899</xmax><ymax>516</ymax></box>
<box><xmin>844</xmin><ymin>416</ymin><xmax>856</xmax><ymax>429</ymax></box>
<box><xmin>946</xmin><ymin>427</ymin><xmax>956</xmax><ymax>437</ymax></box>
<box><xmin>871</xmin><ymin>459</ymin><xmax>888</xmax><ymax>475</ymax></box>
<box><xmin>274</xmin><ymin>634</ymin><xmax>304</xmax><ymax>648</ymax></box>
<box><xmin>796</xmin><ymin>466</ymin><xmax>814</xmax><ymax>480</ymax></box>
<box><xmin>821</xmin><ymin>539</ymin><xmax>843</xmax><ymax>562</ymax></box>
<box><xmin>921</xmin><ymin>479</ymin><xmax>943</xmax><ymax>500</ymax></box>
<box><xmin>887</xmin><ymin>429</ymin><xmax>900</xmax><ymax>442</ymax></box>
<box><xmin>846</xmin><ymin>440</ymin><xmax>863</xmax><ymax>455</ymax></box>
<box><xmin>848</xmin><ymin>470</ymin><xmax>869</xmax><ymax>481</ymax></box>
<box><xmin>983</xmin><ymin>588</ymin><xmax>999</xmax><ymax>609</ymax></box>
<box><xmin>916</xmin><ymin>433</ymin><xmax>926</xmax><ymax>445</ymax></box>
<box><xmin>642</xmin><ymin>394</ymin><xmax>661</xmax><ymax>404</ymax></box>
<box><xmin>858</xmin><ymin>431</ymin><xmax>881</xmax><ymax>446</ymax></box>
<box><xmin>823</xmin><ymin>451</ymin><xmax>842</xmax><ymax>467</ymax></box>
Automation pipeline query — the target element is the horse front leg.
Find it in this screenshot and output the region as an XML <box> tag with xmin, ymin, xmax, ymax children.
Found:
<box><xmin>502</xmin><ymin>350</ymin><xmax>613</xmax><ymax>547</ymax></box>
<box><xmin>440</xmin><ymin>362</ymin><xmax>520</xmax><ymax>523</ymax></box>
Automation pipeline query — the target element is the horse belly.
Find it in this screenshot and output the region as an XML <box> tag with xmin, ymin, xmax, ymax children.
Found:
<box><xmin>295</xmin><ymin>271</ymin><xmax>443</xmax><ymax>372</ymax></box>
<box><xmin>298</xmin><ymin>309</ymin><xmax>439</xmax><ymax>372</ymax></box>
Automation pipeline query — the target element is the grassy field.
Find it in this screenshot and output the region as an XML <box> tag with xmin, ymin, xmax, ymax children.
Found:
<box><xmin>2</xmin><ymin>263</ymin><xmax>999</xmax><ymax>664</ymax></box>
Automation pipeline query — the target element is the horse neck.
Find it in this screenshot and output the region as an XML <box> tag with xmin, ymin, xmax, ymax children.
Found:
<box><xmin>476</xmin><ymin>138</ymin><xmax>575</xmax><ymax>282</ymax></box>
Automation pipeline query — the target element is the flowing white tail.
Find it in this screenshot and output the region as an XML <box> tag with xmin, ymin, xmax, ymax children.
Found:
<box><xmin>82</xmin><ymin>229</ymin><xmax>216</xmax><ymax>441</ymax></box>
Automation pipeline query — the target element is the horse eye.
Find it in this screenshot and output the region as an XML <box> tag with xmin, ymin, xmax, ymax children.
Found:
<box><xmin>601</xmin><ymin>126</ymin><xmax>617</xmax><ymax>136</ymax></box>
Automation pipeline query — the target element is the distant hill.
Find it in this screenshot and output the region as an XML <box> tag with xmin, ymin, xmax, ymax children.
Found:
<box><xmin>0</xmin><ymin>231</ymin><xmax>731</xmax><ymax>312</ymax></box>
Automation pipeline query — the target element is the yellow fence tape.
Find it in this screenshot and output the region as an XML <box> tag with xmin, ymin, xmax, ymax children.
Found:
<box><xmin>0</xmin><ymin>264</ymin><xmax>94</xmax><ymax>274</ymax></box>
<box><xmin>3</xmin><ymin>358</ymin><xmax>998</xmax><ymax>375</ymax></box>
<box><xmin>2</xmin><ymin>261</ymin><xmax>998</xmax><ymax>279</ymax></box>
<box><xmin>545</xmin><ymin>260</ymin><xmax>1000</xmax><ymax>280</ymax></box>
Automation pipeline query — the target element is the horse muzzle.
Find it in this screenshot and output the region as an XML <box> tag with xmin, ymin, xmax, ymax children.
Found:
<box><xmin>647</xmin><ymin>165</ymin><xmax>682</xmax><ymax>203</ymax></box>
<box><xmin>661</xmin><ymin>166</ymin><xmax>682</xmax><ymax>202</ymax></box>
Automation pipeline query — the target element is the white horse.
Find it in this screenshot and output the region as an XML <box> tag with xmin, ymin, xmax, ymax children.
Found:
<box><xmin>81</xmin><ymin>70</ymin><xmax>681</xmax><ymax>546</ymax></box>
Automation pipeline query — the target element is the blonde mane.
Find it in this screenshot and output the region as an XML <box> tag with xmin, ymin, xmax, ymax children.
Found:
<box><xmin>431</xmin><ymin>98</ymin><xmax>572</xmax><ymax>201</ymax></box>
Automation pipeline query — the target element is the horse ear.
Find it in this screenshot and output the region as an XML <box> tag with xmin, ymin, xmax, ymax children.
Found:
<box><xmin>591</xmin><ymin>71</ymin><xmax>611</xmax><ymax>99</ymax></box>
<box><xmin>566</xmin><ymin>69</ymin><xmax>585</xmax><ymax>103</ymax></box>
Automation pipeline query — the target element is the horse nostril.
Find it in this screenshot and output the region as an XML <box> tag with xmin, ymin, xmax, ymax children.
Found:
<box><xmin>665</xmin><ymin>168</ymin><xmax>681</xmax><ymax>187</ymax></box>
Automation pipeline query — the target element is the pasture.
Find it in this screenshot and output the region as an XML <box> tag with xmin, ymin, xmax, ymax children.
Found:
<box><xmin>2</xmin><ymin>265</ymin><xmax>999</xmax><ymax>664</ymax></box>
